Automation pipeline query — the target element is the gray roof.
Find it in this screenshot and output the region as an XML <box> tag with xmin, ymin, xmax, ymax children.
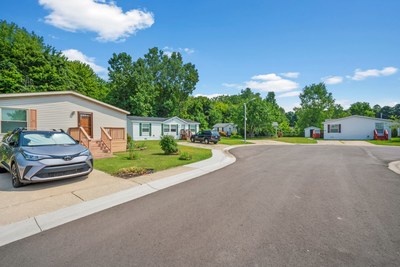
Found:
<box><xmin>213</xmin><ymin>123</ymin><xmax>236</xmax><ymax>128</ymax></box>
<box><xmin>127</xmin><ymin>116</ymin><xmax>199</xmax><ymax>124</ymax></box>
<box><xmin>127</xmin><ymin>116</ymin><xmax>167</xmax><ymax>122</ymax></box>
<box><xmin>323</xmin><ymin>115</ymin><xmax>392</xmax><ymax>124</ymax></box>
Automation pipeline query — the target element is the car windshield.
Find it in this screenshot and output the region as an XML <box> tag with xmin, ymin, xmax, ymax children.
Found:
<box><xmin>21</xmin><ymin>132</ymin><xmax>76</xmax><ymax>147</ymax></box>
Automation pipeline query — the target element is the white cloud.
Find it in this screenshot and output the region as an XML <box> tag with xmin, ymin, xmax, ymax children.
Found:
<box><xmin>336</xmin><ymin>99</ymin><xmax>351</xmax><ymax>109</ymax></box>
<box><xmin>349</xmin><ymin>66</ymin><xmax>398</xmax><ymax>81</ymax></box>
<box><xmin>322</xmin><ymin>75</ymin><xmax>344</xmax><ymax>85</ymax></box>
<box><xmin>276</xmin><ymin>91</ymin><xmax>301</xmax><ymax>98</ymax></box>
<box><xmin>62</xmin><ymin>49</ymin><xmax>107</xmax><ymax>75</ymax></box>
<box><xmin>194</xmin><ymin>93</ymin><xmax>225</xmax><ymax>99</ymax></box>
<box><xmin>280</xmin><ymin>72</ymin><xmax>300</xmax><ymax>78</ymax></box>
<box><xmin>222</xmin><ymin>83</ymin><xmax>242</xmax><ymax>89</ymax></box>
<box><xmin>246</xmin><ymin>73</ymin><xmax>299</xmax><ymax>92</ymax></box>
<box><xmin>39</xmin><ymin>0</ymin><xmax>154</xmax><ymax>42</ymax></box>
<box><xmin>163</xmin><ymin>46</ymin><xmax>195</xmax><ymax>56</ymax></box>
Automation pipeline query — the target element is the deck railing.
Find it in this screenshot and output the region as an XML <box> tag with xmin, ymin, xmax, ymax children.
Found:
<box><xmin>68</xmin><ymin>127</ymin><xmax>92</xmax><ymax>149</ymax></box>
<box><xmin>100</xmin><ymin>127</ymin><xmax>113</xmax><ymax>153</ymax></box>
<box><xmin>104</xmin><ymin>127</ymin><xmax>125</xmax><ymax>140</ymax></box>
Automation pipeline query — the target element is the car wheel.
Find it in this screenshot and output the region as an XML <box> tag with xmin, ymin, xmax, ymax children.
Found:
<box><xmin>204</xmin><ymin>138</ymin><xmax>210</xmax><ymax>144</ymax></box>
<box><xmin>191</xmin><ymin>137</ymin><xmax>195</xmax><ymax>143</ymax></box>
<box><xmin>213</xmin><ymin>142</ymin><xmax>218</xmax><ymax>144</ymax></box>
<box><xmin>11</xmin><ymin>163</ymin><xmax>23</xmax><ymax>188</ymax></box>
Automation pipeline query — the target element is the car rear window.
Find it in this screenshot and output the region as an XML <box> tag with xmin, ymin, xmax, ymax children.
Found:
<box><xmin>21</xmin><ymin>132</ymin><xmax>76</xmax><ymax>146</ymax></box>
<box><xmin>211</xmin><ymin>131</ymin><xmax>220</xmax><ymax>136</ymax></box>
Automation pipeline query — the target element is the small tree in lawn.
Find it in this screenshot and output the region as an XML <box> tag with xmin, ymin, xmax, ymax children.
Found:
<box><xmin>160</xmin><ymin>135</ymin><xmax>178</xmax><ymax>154</ymax></box>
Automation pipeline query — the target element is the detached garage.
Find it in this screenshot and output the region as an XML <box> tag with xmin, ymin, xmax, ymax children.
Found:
<box><xmin>323</xmin><ymin>115</ymin><xmax>392</xmax><ymax>140</ymax></box>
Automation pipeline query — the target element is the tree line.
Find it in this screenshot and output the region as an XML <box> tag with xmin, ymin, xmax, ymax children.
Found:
<box><xmin>1</xmin><ymin>20</ymin><xmax>398</xmax><ymax>137</ymax></box>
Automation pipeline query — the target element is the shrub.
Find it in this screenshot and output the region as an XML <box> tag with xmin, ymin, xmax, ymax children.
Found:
<box><xmin>115</xmin><ymin>167</ymin><xmax>153</xmax><ymax>178</ymax></box>
<box><xmin>230</xmin><ymin>134</ymin><xmax>243</xmax><ymax>139</ymax></box>
<box><xmin>127</xmin><ymin>140</ymin><xmax>138</xmax><ymax>160</ymax></box>
<box><xmin>179</xmin><ymin>151</ymin><xmax>192</xmax><ymax>160</ymax></box>
<box><xmin>160</xmin><ymin>135</ymin><xmax>178</xmax><ymax>154</ymax></box>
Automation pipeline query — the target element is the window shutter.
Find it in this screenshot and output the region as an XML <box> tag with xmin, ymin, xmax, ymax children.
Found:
<box><xmin>149</xmin><ymin>123</ymin><xmax>152</xmax><ymax>136</ymax></box>
<box><xmin>139</xmin><ymin>123</ymin><xmax>142</xmax><ymax>136</ymax></box>
<box><xmin>339</xmin><ymin>124</ymin><xmax>341</xmax><ymax>133</ymax></box>
<box><xmin>176</xmin><ymin>124</ymin><xmax>179</xmax><ymax>136</ymax></box>
<box><xmin>161</xmin><ymin>124</ymin><xmax>164</xmax><ymax>136</ymax></box>
<box><xmin>29</xmin><ymin>109</ymin><xmax>37</xmax><ymax>130</ymax></box>
<box><xmin>327</xmin><ymin>124</ymin><xmax>331</xmax><ymax>133</ymax></box>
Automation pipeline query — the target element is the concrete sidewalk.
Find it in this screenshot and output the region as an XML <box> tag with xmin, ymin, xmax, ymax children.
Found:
<box><xmin>0</xmin><ymin>147</ymin><xmax>236</xmax><ymax>246</ymax></box>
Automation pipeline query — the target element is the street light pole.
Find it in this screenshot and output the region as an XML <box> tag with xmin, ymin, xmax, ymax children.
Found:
<box><xmin>244</xmin><ymin>98</ymin><xmax>256</xmax><ymax>143</ymax></box>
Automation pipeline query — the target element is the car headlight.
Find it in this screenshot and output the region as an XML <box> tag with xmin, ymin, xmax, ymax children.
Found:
<box><xmin>79</xmin><ymin>149</ymin><xmax>91</xmax><ymax>156</ymax></box>
<box><xmin>22</xmin><ymin>151</ymin><xmax>51</xmax><ymax>161</ymax></box>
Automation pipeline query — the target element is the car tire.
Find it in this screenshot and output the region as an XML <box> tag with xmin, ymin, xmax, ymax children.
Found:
<box><xmin>11</xmin><ymin>163</ymin><xmax>23</xmax><ymax>188</ymax></box>
<box><xmin>213</xmin><ymin>142</ymin><xmax>218</xmax><ymax>144</ymax></box>
<box><xmin>204</xmin><ymin>138</ymin><xmax>210</xmax><ymax>144</ymax></box>
<box><xmin>191</xmin><ymin>137</ymin><xmax>195</xmax><ymax>143</ymax></box>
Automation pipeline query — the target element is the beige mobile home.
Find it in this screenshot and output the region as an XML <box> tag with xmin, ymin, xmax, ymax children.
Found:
<box><xmin>0</xmin><ymin>91</ymin><xmax>129</xmax><ymax>157</ymax></box>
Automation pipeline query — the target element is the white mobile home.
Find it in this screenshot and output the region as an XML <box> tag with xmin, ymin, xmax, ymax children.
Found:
<box><xmin>323</xmin><ymin>115</ymin><xmax>392</xmax><ymax>140</ymax></box>
<box><xmin>213</xmin><ymin>123</ymin><xmax>237</xmax><ymax>136</ymax></box>
<box><xmin>127</xmin><ymin>116</ymin><xmax>200</xmax><ymax>141</ymax></box>
<box><xmin>0</xmin><ymin>91</ymin><xmax>129</xmax><ymax>154</ymax></box>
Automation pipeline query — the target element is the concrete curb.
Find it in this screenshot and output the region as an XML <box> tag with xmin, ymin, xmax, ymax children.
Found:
<box><xmin>388</xmin><ymin>161</ymin><xmax>400</xmax><ymax>175</ymax></box>
<box><xmin>0</xmin><ymin>148</ymin><xmax>236</xmax><ymax>247</ymax></box>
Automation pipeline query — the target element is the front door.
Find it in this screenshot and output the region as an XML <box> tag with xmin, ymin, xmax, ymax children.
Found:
<box><xmin>78</xmin><ymin>112</ymin><xmax>93</xmax><ymax>138</ymax></box>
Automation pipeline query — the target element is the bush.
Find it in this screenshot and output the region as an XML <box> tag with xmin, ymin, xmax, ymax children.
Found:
<box><xmin>160</xmin><ymin>135</ymin><xmax>178</xmax><ymax>154</ymax></box>
<box><xmin>127</xmin><ymin>140</ymin><xmax>138</xmax><ymax>160</ymax></box>
<box><xmin>230</xmin><ymin>134</ymin><xmax>243</xmax><ymax>139</ymax></box>
<box><xmin>126</xmin><ymin>134</ymin><xmax>132</xmax><ymax>149</ymax></box>
<box><xmin>179</xmin><ymin>151</ymin><xmax>192</xmax><ymax>160</ymax></box>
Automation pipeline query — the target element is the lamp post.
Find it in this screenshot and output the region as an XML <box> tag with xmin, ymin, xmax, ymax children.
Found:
<box><xmin>244</xmin><ymin>98</ymin><xmax>256</xmax><ymax>143</ymax></box>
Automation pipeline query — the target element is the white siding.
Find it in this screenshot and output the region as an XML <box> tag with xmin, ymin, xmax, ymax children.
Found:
<box><xmin>0</xmin><ymin>95</ymin><xmax>127</xmax><ymax>139</ymax></box>
<box><xmin>323</xmin><ymin>117</ymin><xmax>392</xmax><ymax>140</ymax></box>
<box><xmin>129</xmin><ymin>117</ymin><xmax>200</xmax><ymax>140</ymax></box>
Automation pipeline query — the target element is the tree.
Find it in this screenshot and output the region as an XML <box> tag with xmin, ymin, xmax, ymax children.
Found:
<box><xmin>294</xmin><ymin>83</ymin><xmax>335</xmax><ymax>130</ymax></box>
<box><xmin>285</xmin><ymin>111</ymin><xmax>297</xmax><ymax>127</ymax></box>
<box><xmin>348</xmin><ymin>102</ymin><xmax>374</xmax><ymax>117</ymax></box>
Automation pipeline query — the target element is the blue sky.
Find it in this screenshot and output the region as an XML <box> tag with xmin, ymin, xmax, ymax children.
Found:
<box><xmin>1</xmin><ymin>0</ymin><xmax>399</xmax><ymax>111</ymax></box>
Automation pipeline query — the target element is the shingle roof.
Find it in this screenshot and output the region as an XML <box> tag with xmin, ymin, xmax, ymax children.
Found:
<box><xmin>127</xmin><ymin>116</ymin><xmax>200</xmax><ymax>124</ymax></box>
<box><xmin>127</xmin><ymin>116</ymin><xmax>167</xmax><ymax>122</ymax></box>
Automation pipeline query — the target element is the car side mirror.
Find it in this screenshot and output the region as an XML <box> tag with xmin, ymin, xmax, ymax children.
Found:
<box><xmin>8</xmin><ymin>141</ymin><xmax>16</xmax><ymax>147</ymax></box>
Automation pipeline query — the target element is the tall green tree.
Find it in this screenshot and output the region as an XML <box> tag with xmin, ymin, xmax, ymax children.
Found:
<box><xmin>294</xmin><ymin>83</ymin><xmax>335</xmax><ymax>130</ymax></box>
<box><xmin>348</xmin><ymin>102</ymin><xmax>374</xmax><ymax>117</ymax></box>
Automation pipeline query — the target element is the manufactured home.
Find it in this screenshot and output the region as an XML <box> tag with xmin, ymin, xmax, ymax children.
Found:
<box><xmin>323</xmin><ymin>115</ymin><xmax>392</xmax><ymax>140</ymax></box>
<box><xmin>127</xmin><ymin>116</ymin><xmax>200</xmax><ymax>141</ymax></box>
<box><xmin>213</xmin><ymin>123</ymin><xmax>237</xmax><ymax>136</ymax></box>
<box><xmin>0</xmin><ymin>91</ymin><xmax>129</xmax><ymax>156</ymax></box>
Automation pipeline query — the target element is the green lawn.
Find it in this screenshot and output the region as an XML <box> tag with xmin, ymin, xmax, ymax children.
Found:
<box><xmin>218</xmin><ymin>137</ymin><xmax>253</xmax><ymax>145</ymax></box>
<box><xmin>367</xmin><ymin>137</ymin><xmax>400</xmax><ymax>146</ymax></box>
<box><xmin>94</xmin><ymin>140</ymin><xmax>212</xmax><ymax>175</ymax></box>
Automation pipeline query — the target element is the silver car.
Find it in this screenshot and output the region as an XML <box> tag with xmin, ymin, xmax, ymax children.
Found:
<box><xmin>0</xmin><ymin>128</ymin><xmax>93</xmax><ymax>188</ymax></box>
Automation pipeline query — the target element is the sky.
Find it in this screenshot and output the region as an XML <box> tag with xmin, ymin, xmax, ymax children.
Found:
<box><xmin>1</xmin><ymin>0</ymin><xmax>399</xmax><ymax>111</ymax></box>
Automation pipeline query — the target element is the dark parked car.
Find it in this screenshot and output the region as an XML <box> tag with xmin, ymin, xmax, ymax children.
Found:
<box><xmin>0</xmin><ymin>128</ymin><xmax>93</xmax><ymax>188</ymax></box>
<box><xmin>190</xmin><ymin>130</ymin><xmax>220</xmax><ymax>144</ymax></box>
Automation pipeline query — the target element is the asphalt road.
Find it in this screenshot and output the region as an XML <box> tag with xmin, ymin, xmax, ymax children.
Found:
<box><xmin>1</xmin><ymin>145</ymin><xmax>400</xmax><ymax>266</ymax></box>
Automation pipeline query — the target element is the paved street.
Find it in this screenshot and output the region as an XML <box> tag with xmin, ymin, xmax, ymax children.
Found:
<box><xmin>1</xmin><ymin>145</ymin><xmax>400</xmax><ymax>266</ymax></box>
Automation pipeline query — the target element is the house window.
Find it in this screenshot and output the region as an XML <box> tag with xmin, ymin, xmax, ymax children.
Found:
<box><xmin>163</xmin><ymin>125</ymin><xmax>170</xmax><ymax>132</ymax></box>
<box><xmin>141</xmin><ymin>123</ymin><xmax>150</xmax><ymax>133</ymax></box>
<box><xmin>171</xmin><ymin>125</ymin><xmax>177</xmax><ymax>132</ymax></box>
<box><xmin>1</xmin><ymin>108</ymin><xmax>27</xmax><ymax>133</ymax></box>
<box><xmin>329</xmin><ymin>124</ymin><xmax>341</xmax><ymax>133</ymax></box>
<box><xmin>189</xmin><ymin>125</ymin><xmax>196</xmax><ymax>133</ymax></box>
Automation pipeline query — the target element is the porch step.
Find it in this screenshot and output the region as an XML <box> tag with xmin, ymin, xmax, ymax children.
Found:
<box><xmin>90</xmin><ymin>139</ymin><xmax>113</xmax><ymax>159</ymax></box>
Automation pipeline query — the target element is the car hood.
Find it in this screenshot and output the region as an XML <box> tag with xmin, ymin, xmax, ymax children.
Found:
<box><xmin>21</xmin><ymin>144</ymin><xmax>88</xmax><ymax>156</ymax></box>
